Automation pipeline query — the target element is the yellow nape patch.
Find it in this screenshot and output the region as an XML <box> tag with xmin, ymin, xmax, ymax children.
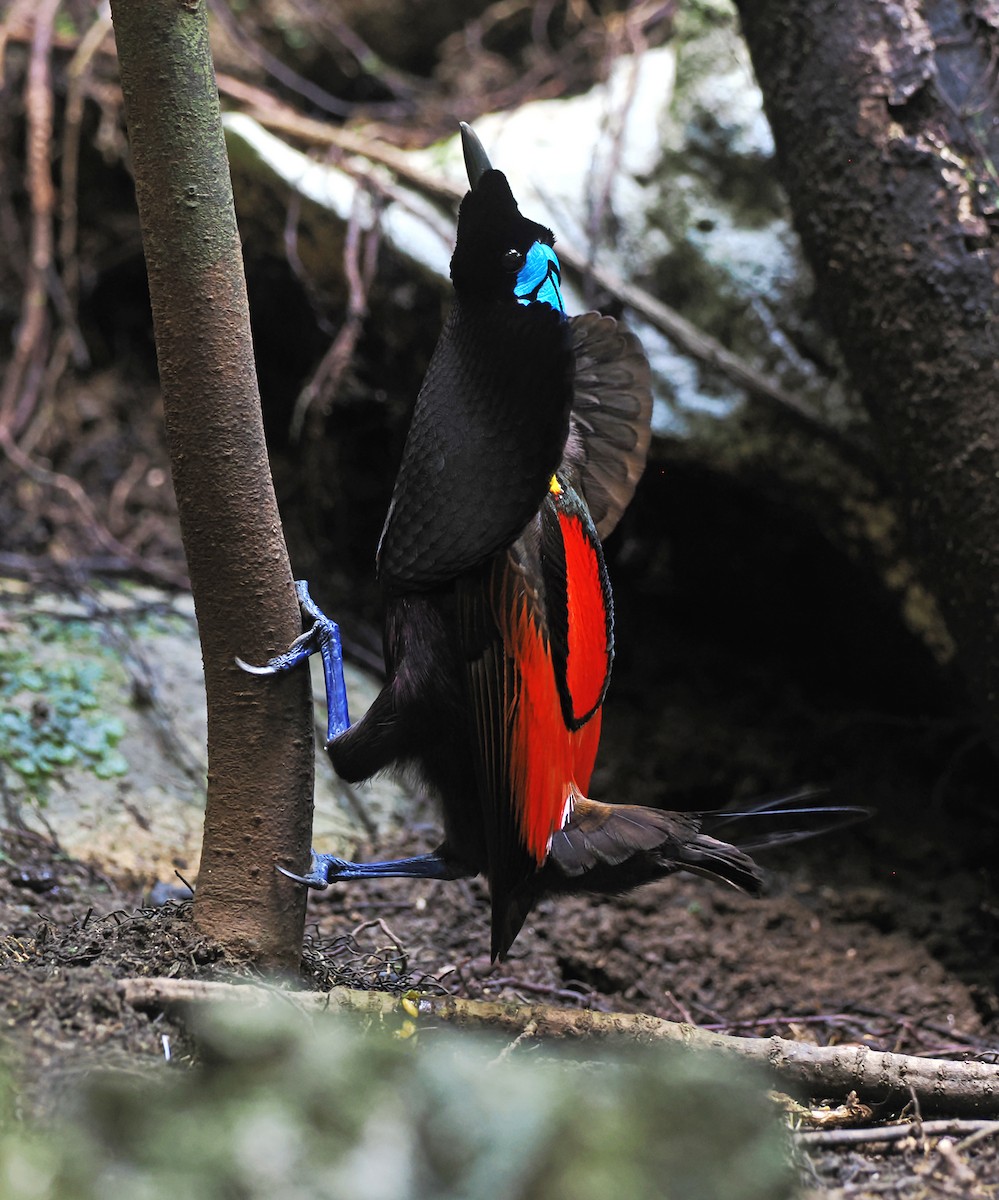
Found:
<box><xmin>549</xmin><ymin>475</ymin><xmax>563</xmax><ymax>495</ymax></box>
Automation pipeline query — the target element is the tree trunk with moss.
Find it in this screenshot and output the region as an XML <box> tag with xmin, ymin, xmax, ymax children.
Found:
<box><xmin>110</xmin><ymin>0</ymin><xmax>313</xmax><ymax>968</ymax></box>
<box><xmin>735</xmin><ymin>0</ymin><xmax>999</xmax><ymax>736</ymax></box>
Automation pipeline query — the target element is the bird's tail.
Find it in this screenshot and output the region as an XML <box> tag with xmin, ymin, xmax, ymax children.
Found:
<box><xmin>546</xmin><ymin>789</ymin><xmax>867</xmax><ymax>896</ymax></box>
<box><xmin>546</xmin><ymin>798</ymin><xmax>764</xmax><ymax>896</ymax></box>
<box><xmin>491</xmin><ymin>790</ymin><xmax>865</xmax><ymax>960</ymax></box>
<box><xmin>491</xmin><ymin>801</ymin><xmax>763</xmax><ymax>960</ymax></box>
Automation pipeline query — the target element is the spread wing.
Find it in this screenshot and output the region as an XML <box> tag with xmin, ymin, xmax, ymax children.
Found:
<box><xmin>564</xmin><ymin>312</ymin><xmax>653</xmax><ymax>540</ymax></box>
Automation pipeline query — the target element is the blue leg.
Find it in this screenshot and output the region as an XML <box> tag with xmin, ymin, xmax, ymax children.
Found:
<box><xmin>277</xmin><ymin>849</ymin><xmax>470</xmax><ymax>889</ymax></box>
<box><xmin>239</xmin><ymin>582</ymin><xmax>449</xmax><ymax>893</ymax></box>
<box><xmin>236</xmin><ymin>579</ymin><xmax>350</xmax><ymax>741</ymax></box>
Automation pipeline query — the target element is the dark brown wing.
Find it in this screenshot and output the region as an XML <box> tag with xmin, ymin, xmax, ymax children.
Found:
<box><xmin>563</xmin><ymin>312</ymin><xmax>653</xmax><ymax>540</ymax></box>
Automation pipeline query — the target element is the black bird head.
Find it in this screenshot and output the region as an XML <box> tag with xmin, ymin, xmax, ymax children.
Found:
<box><xmin>450</xmin><ymin>124</ymin><xmax>563</xmax><ymax>310</ymax></box>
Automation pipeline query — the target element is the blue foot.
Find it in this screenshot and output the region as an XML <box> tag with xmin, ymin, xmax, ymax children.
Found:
<box><xmin>236</xmin><ymin>580</ymin><xmax>350</xmax><ymax>741</ymax></box>
<box><xmin>276</xmin><ymin>849</ymin><xmax>469</xmax><ymax>888</ymax></box>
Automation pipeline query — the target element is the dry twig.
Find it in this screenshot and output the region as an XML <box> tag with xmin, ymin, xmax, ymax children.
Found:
<box><xmin>795</xmin><ymin>1119</ymin><xmax>999</xmax><ymax>1148</ymax></box>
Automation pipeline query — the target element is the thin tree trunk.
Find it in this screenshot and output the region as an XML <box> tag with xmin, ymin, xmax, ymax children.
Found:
<box><xmin>735</xmin><ymin>0</ymin><xmax>999</xmax><ymax>734</ymax></box>
<box><xmin>110</xmin><ymin>0</ymin><xmax>313</xmax><ymax>968</ymax></box>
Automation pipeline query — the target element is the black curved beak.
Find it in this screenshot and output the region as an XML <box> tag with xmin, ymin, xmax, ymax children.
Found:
<box><xmin>460</xmin><ymin>122</ymin><xmax>493</xmax><ymax>188</ymax></box>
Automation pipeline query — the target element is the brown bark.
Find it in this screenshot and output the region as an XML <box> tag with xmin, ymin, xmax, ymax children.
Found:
<box><xmin>109</xmin><ymin>0</ymin><xmax>313</xmax><ymax>967</ymax></box>
<box><xmin>735</xmin><ymin>1</ymin><xmax>999</xmax><ymax>729</ymax></box>
<box><xmin>120</xmin><ymin>977</ymin><xmax>999</xmax><ymax>1118</ymax></box>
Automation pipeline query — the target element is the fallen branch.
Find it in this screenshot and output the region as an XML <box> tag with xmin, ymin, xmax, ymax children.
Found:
<box><xmin>119</xmin><ymin>977</ymin><xmax>999</xmax><ymax>1118</ymax></box>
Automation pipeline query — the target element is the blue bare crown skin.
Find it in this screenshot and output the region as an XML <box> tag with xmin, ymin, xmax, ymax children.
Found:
<box><xmin>515</xmin><ymin>243</ymin><xmax>565</xmax><ymax>313</ymax></box>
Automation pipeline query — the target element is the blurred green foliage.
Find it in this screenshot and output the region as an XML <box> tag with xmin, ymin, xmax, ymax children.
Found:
<box><xmin>0</xmin><ymin>1003</ymin><xmax>794</xmax><ymax>1200</ymax></box>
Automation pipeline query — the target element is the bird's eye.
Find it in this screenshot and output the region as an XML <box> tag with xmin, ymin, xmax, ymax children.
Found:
<box><xmin>503</xmin><ymin>248</ymin><xmax>525</xmax><ymax>271</ymax></box>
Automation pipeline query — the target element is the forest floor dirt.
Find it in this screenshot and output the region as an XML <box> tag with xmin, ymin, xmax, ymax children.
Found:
<box><xmin>3</xmin><ymin>786</ymin><xmax>999</xmax><ymax>1197</ymax></box>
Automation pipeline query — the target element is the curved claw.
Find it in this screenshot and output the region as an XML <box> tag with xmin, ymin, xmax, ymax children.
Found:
<box><xmin>235</xmin><ymin>655</ymin><xmax>279</xmax><ymax>676</ymax></box>
<box><xmin>275</xmin><ymin>864</ymin><xmax>327</xmax><ymax>889</ymax></box>
<box><xmin>276</xmin><ymin>852</ymin><xmax>349</xmax><ymax>890</ymax></box>
<box><xmin>235</xmin><ymin>623</ymin><xmax>323</xmax><ymax>677</ymax></box>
